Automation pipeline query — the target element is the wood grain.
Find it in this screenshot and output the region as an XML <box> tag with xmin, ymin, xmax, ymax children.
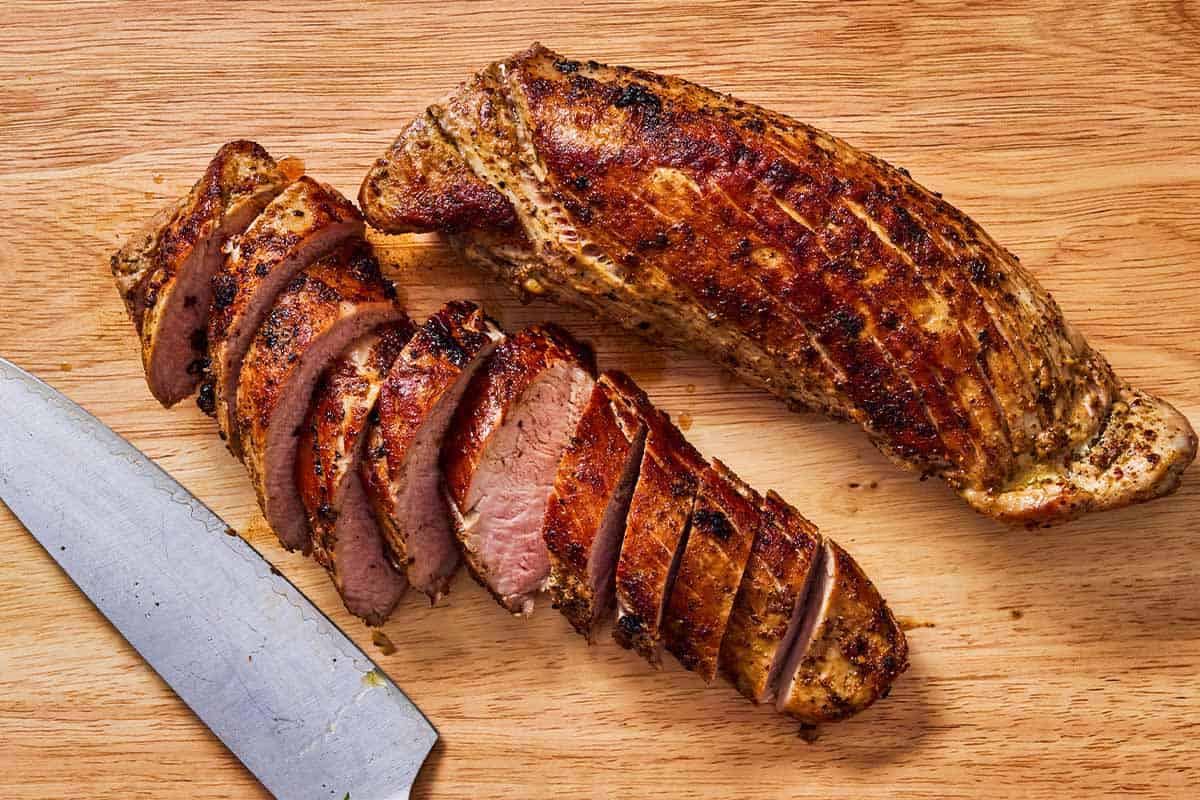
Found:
<box><xmin>2</xmin><ymin>2</ymin><xmax>1198</xmax><ymax>797</ymax></box>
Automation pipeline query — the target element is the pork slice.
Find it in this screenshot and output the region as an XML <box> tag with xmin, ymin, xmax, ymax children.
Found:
<box><xmin>207</xmin><ymin>176</ymin><xmax>364</xmax><ymax>456</ymax></box>
<box><xmin>295</xmin><ymin>321</ymin><xmax>414</xmax><ymax>624</ymax></box>
<box><xmin>718</xmin><ymin>490</ymin><xmax>822</xmax><ymax>703</ymax></box>
<box><xmin>364</xmin><ymin>301</ymin><xmax>506</xmax><ymax>600</ymax></box>
<box><xmin>661</xmin><ymin>458</ymin><xmax>762</xmax><ymax>682</ymax></box>
<box><xmin>611</xmin><ymin>379</ymin><xmax>707</xmax><ymax>666</ymax></box>
<box><xmin>442</xmin><ymin>325</ymin><xmax>596</xmax><ymax>615</ymax></box>
<box><xmin>540</xmin><ymin>372</ymin><xmax>647</xmax><ymax>636</ymax></box>
<box><xmin>237</xmin><ymin>239</ymin><xmax>406</xmax><ymax>552</ymax></box>
<box><xmin>118</xmin><ymin>141</ymin><xmax>291</xmax><ymax>406</ymax></box>
<box><xmin>774</xmin><ymin>540</ymin><xmax>909</xmax><ymax>723</ymax></box>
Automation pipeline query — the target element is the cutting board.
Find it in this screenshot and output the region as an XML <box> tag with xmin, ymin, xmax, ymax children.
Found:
<box><xmin>2</xmin><ymin>2</ymin><xmax>1197</xmax><ymax>797</ymax></box>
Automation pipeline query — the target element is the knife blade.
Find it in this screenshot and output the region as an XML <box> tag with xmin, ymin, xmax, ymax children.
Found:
<box><xmin>0</xmin><ymin>357</ymin><xmax>437</xmax><ymax>800</ymax></box>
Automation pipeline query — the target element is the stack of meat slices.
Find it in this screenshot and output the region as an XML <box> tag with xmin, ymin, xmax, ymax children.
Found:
<box><xmin>112</xmin><ymin>141</ymin><xmax>907</xmax><ymax>725</ymax></box>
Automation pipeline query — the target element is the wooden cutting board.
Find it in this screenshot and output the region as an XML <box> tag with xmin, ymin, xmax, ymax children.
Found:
<box><xmin>2</xmin><ymin>2</ymin><xmax>1197</xmax><ymax>797</ymax></box>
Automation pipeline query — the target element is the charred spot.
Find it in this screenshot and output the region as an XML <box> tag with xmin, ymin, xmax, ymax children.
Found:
<box><xmin>372</xmin><ymin>444</ymin><xmax>387</xmax><ymax>460</ymax></box>
<box><xmin>553</xmin><ymin>59</ymin><xmax>581</xmax><ymax>73</ymax></box>
<box><xmin>743</xmin><ymin>117</ymin><xmax>766</xmax><ymax>133</ymax></box>
<box><xmin>763</xmin><ymin>159</ymin><xmax>800</xmax><ymax>191</ymax></box>
<box><xmin>636</xmin><ymin>230</ymin><xmax>670</xmax><ymax>251</ymax></box>
<box><xmin>423</xmin><ymin>316</ymin><xmax>468</xmax><ymax>367</ymax></box>
<box><xmin>559</xmin><ymin>194</ymin><xmax>593</xmax><ymax>225</ymax></box>
<box><xmin>977</xmin><ymin>328</ymin><xmax>991</xmax><ymax>348</ymax></box>
<box><xmin>196</xmin><ymin>382</ymin><xmax>216</xmax><ymax>415</ymax></box>
<box><xmin>614</xmin><ymin>83</ymin><xmax>662</xmax><ymax>115</ymax></box>
<box><xmin>967</xmin><ymin>258</ymin><xmax>997</xmax><ymax>287</ymax></box>
<box><xmin>189</xmin><ymin>327</ymin><xmax>207</xmax><ymax>352</ymax></box>
<box><xmin>254</xmin><ymin>263</ymin><xmax>269</xmax><ymax>277</ymax></box>
<box><xmin>730</xmin><ymin>142</ymin><xmax>759</xmax><ymax>168</ymax></box>
<box><xmin>313</xmin><ymin>461</ymin><xmax>323</xmax><ymax>476</ymax></box>
<box><xmin>617</xmin><ymin>614</ymin><xmax>645</xmax><ymax>637</ymax></box>
<box><xmin>833</xmin><ymin>309</ymin><xmax>865</xmax><ymax>339</ymax></box>
<box><xmin>1147</xmin><ymin>452</ymin><xmax>1161</xmax><ymax>466</ymax></box>
<box><xmin>317</xmin><ymin>503</ymin><xmax>338</xmax><ymax>522</ymax></box>
<box><xmin>637</xmin><ymin>320</ymin><xmax>651</xmax><ymax>330</ymax></box>
<box><xmin>212</xmin><ymin>273</ymin><xmax>238</xmax><ymax>310</ymax></box>
<box><xmin>186</xmin><ymin>356</ymin><xmax>210</xmax><ymax>376</ymax></box>
<box><xmin>694</xmin><ymin>507</ymin><xmax>734</xmax><ymax>542</ymax></box>
<box><xmin>572</xmin><ymin>174</ymin><xmax>590</xmax><ymax>190</ymax></box>
<box><xmin>730</xmin><ymin>238</ymin><xmax>753</xmax><ymax>260</ymax></box>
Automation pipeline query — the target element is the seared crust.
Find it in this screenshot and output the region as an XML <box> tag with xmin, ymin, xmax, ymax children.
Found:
<box><xmin>661</xmin><ymin>459</ymin><xmax>762</xmax><ymax>682</ymax></box>
<box><xmin>719</xmin><ymin>490</ymin><xmax>821</xmax><ymax>703</ymax></box>
<box><xmin>359</xmin><ymin>112</ymin><xmax>516</xmax><ymax>234</ymax></box>
<box><xmin>110</xmin><ymin>195</ymin><xmax>188</xmax><ymax>329</ymax></box>
<box><xmin>296</xmin><ymin>321</ymin><xmax>414</xmax><ymax>623</ymax></box>
<box><xmin>207</xmin><ymin>177</ymin><xmax>364</xmax><ymax>456</ymax></box>
<box><xmin>365</xmin><ymin>300</ymin><xmax>505</xmax><ymax>598</ymax></box>
<box><xmin>130</xmin><ymin>141</ymin><xmax>289</xmax><ymax>406</ymax></box>
<box><xmin>237</xmin><ymin>239</ymin><xmax>404</xmax><ymax>551</ymax></box>
<box><xmin>776</xmin><ymin>540</ymin><xmax>909</xmax><ymax>723</ymax></box>
<box><xmin>442</xmin><ymin>324</ymin><xmax>596</xmax><ymax>509</ymax></box>
<box><xmin>542</xmin><ymin>372</ymin><xmax>646</xmax><ymax>638</ymax></box>
<box><xmin>608</xmin><ymin>374</ymin><xmax>706</xmax><ymax>665</ymax></box>
<box><xmin>364</xmin><ymin>44</ymin><xmax>1196</xmax><ymax>524</ymax></box>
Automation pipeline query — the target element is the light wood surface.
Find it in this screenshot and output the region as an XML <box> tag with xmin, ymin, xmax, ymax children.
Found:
<box><xmin>2</xmin><ymin>2</ymin><xmax>1198</xmax><ymax>797</ymax></box>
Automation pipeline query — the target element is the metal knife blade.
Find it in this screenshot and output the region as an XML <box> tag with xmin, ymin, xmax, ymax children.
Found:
<box><xmin>0</xmin><ymin>357</ymin><xmax>437</xmax><ymax>800</ymax></box>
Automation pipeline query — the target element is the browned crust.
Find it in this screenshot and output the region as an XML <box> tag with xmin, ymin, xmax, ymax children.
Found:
<box><xmin>542</xmin><ymin>373</ymin><xmax>643</xmax><ymax>638</ymax></box>
<box><xmin>719</xmin><ymin>490</ymin><xmax>822</xmax><ymax>703</ymax></box>
<box><xmin>777</xmin><ymin>540</ymin><xmax>909</xmax><ymax>723</ymax></box>
<box><xmin>367</xmin><ymin>300</ymin><xmax>504</xmax><ymax>597</ymax></box>
<box><xmin>132</xmin><ymin>141</ymin><xmax>290</xmax><ymax>405</ymax></box>
<box><xmin>206</xmin><ymin>176</ymin><xmax>364</xmax><ymax>454</ymax></box>
<box><xmin>359</xmin><ymin>112</ymin><xmax>516</xmax><ymax>234</ymax></box>
<box><xmin>441</xmin><ymin>323</ymin><xmax>596</xmax><ymax>510</ymax></box>
<box><xmin>296</xmin><ymin>321</ymin><xmax>414</xmax><ymax>603</ymax></box>
<box><xmin>661</xmin><ymin>458</ymin><xmax>762</xmax><ymax>682</ymax></box>
<box><xmin>364</xmin><ymin>44</ymin><xmax>1196</xmax><ymax>525</ymax></box>
<box><xmin>236</xmin><ymin>239</ymin><xmax>402</xmax><ymax>550</ymax></box>
<box><xmin>110</xmin><ymin>195</ymin><xmax>188</xmax><ymax>329</ymax></box>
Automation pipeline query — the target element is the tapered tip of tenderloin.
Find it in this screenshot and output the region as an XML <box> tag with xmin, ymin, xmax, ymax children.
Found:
<box><xmin>963</xmin><ymin>386</ymin><xmax>1197</xmax><ymax>526</ymax></box>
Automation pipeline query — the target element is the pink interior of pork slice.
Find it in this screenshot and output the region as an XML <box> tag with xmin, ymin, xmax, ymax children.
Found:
<box><xmin>148</xmin><ymin>204</ymin><xmax>269</xmax><ymax>405</ymax></box>
<box><xmin>264</xmin><ymin>305</ymin><xmax>407</xmax><ymax>551</ymax></box>
<box><xmin>333</xmin><ymin>471</ymin><xmax>408</xmax><ymax>625</ymax></box>
<box><xmin>772</xmin><ymin>543</ymin><xmax>835</xmax><ymax>708</ymax></box>
<box><xmin>586</xmin><ymin>426</ymin><xmax>647</xmax><ymax>629</ymax></box>
<box><xmin>391</xmin><ymin>338</ymin><xmax>503</xmax><ymax>595</ymax></box>
<box><xmin>761</xmin><ymin>548</ymin><xmax>825</xmax><ymax>703</ymax></box>
<box><xmin>458</xmin><ymin>362</ymin><xmax>595</xmax><ymax>613</ymax></box>
<box><xmin>215</xmin><ymin>218</ymin><xmax>363</xmax><ymax>449</ymax></box>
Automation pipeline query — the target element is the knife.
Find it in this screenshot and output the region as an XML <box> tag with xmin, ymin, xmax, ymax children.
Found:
<box><xmin>0</xmin><ymin>357</ymin><xmax>437</xmax><ymax>800</ymax></box>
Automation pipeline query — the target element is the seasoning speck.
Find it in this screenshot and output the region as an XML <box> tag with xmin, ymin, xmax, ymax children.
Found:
<box><xmin>897</xmin><ymin>616</ymin><xmax>935</xmax><ymax>631</ymax></box>
<box><xmin>1010</xmin><ymin>609</ymin><xmax>1024</xmax><ymax>620</ymax></box>
<box><xmin>60</xmin><ymin>362</ymin><xmax>73</xmax><ymax>372</ymax></box>
<box><xmin>371</xmin><ymin>630</ymin><xmax>397</xmax><ymax>655</ymax></box>
<box><xmin>678</xmin><ymin>412</ymin><xmax>693</xmax><ymax>431</ymax></box>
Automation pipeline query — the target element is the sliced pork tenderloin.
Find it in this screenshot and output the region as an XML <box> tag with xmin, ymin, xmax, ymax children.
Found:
<box><xmin>206</xmin><ymin>177</ymin><xmax>364</xmax><ymax>455</ymax></box>
<box><xmin>611</xmin><ymin>385</ymin><xmax>707</xmax><ymax>666</ymax></box>
<box><xmin>542</xmin><ymin>371</ymin><xmax>648</xmax><ymax>638</ymax></box>
<box><xmin>441</xmin><ymin>326</ymin><xmax>596</xmax><ymax>616</ymax></box>
<box><xmin>661</xmin><ymin>459</ymin><xmax>762</xmax><ymax>682</ymax></box>
<box><xmin>237</xmin><ymin>239</ymin><xmax>407</xmax><ymax>552</ymax></box>
<box><xmin>295</xmin><ymin>321</ymin><xmax>415</xmax><ymax>625</ymax></box>
<box><xmin>774</xmin><ymin>540</ymin><xmax>908</xmax><ymax>723</ymax></box>
<box><xmin>111</xmin><ymin>141</ymin><xmax>292</xmax><ymax>406</ymax></box>
<box><xmin>718</xmin><ymin>490</ymin><xmax>822</xmax><ymax>704</ymax></box>
<box><xmin>361</xmin><ymin>301</ymin><xmax>505</xmax><ymax>601</ymax></box>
